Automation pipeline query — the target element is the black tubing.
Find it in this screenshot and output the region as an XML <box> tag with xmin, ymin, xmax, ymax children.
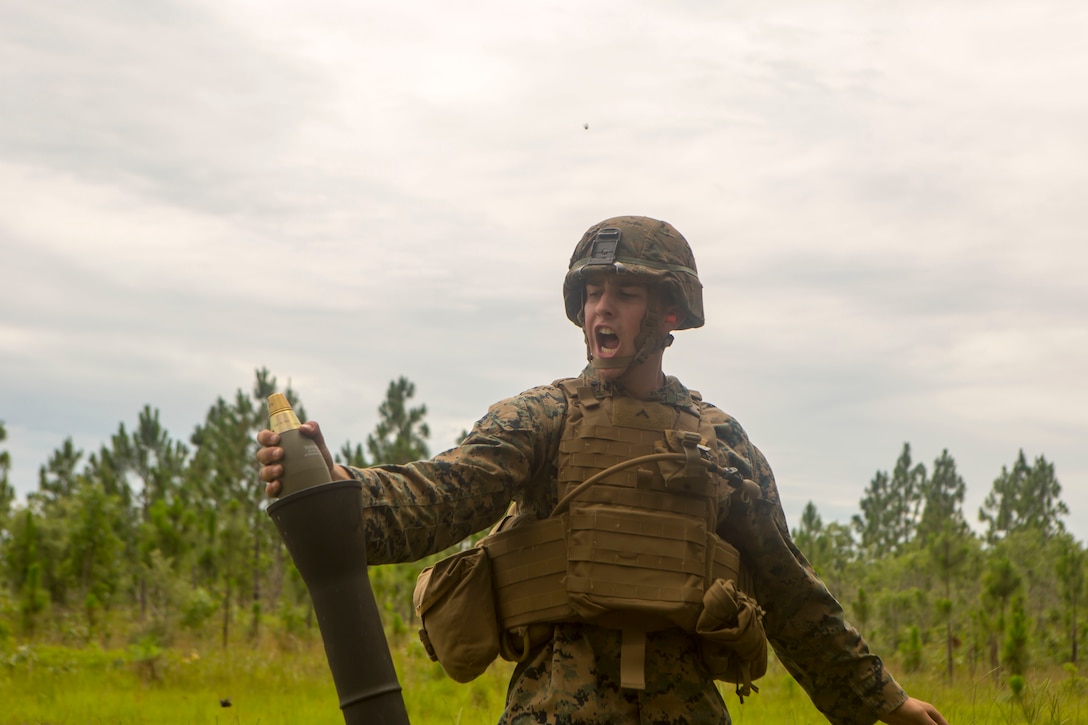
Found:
<box><xmin>268</xmin><ymin>480</ymin><xmax>410</xmax><ymax>725</ymax></box>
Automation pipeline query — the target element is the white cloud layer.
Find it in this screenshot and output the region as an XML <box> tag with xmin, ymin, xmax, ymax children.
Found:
<box><xmin>2</xmin><ymin>0</ymin><xmax>1087</xmax><ymax>541</ymax></box>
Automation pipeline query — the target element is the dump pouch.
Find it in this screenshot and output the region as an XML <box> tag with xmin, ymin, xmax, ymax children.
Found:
<box><xmin>413</xmin><ymin>546</ymin><xmax>500</xmax><ymax>683</ymax></box>
<box><xmin>695</xmin><ymin>578</ymin><xmax>768</xmax><ymax>696</ymax></box>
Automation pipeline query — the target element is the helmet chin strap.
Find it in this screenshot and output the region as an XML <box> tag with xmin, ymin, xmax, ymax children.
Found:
<box><xmin>589</xmin><ymin>352</ymin><xmax>635</xmax><ymax>370</ymax></box>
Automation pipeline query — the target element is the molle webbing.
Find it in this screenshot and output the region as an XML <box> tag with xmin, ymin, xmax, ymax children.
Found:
<box><xmin>557</xmin><ymin>385</ymin><xmax>708</xmax><ymax>498</ymax></box>
<box><xmin>486</xmin><ymin>516</ymin><xmax>572</xmax><ymax>629</ymax></box>
<box><xmin>487</xmin><ymin>519</ymin><xmax>745</xmax><ymax>632</ymax></box>
<box><xmin>486</xmin><ymin>379</ymin><xmax>737</xmax><ymax>633</ymax></box>
<box><xmin>566</xmin><ymin>508</ymin><xmax>707</xmax><ymax>611</ymax></box>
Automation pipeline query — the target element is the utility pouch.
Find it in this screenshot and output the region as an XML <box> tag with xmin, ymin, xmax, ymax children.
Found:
<box><xmin>413</xmin><ymin>546</ymin><xmax>500</xmax><ymax>682</ymax></box>
<box><xmin>655</xmin><ymin>429</ymin><xmax>714</xmax><ymax>496</ymax></box>
<box><xmin>695</xmin><ymin>577</ymin><xmax>767</xmax><ymax>696</ymax></box>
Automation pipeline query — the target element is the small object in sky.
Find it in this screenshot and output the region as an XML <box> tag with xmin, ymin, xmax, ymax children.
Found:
<box><xmin>584</xmin><ymin>123</ymin><xmax>589</xmax><ymax>130</ymax></box>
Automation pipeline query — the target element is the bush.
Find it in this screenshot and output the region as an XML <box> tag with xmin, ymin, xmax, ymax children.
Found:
<box><xmin>181</xmin><ymin>587</ymin><xmax>217</xmax><ymax>632</ymax></box>
<box><xmin>900</xmin><ymin>625</ymin><xmax>923</xmax><ymax>673</ymax></box>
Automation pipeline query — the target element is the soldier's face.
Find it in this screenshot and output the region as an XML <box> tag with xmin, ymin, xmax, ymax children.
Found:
<box><xmin>583</xmin><ymin>275</ymin><xmax>650</xmax><ymax>375</ymax></box>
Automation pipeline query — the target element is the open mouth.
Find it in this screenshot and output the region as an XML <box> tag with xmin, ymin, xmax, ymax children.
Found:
<box><xmin>595</xmin><ymin>326</ymin><xmax>620</xmax><ymax>358</ymax></box>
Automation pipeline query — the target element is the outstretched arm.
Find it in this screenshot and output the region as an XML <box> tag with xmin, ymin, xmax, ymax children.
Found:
<box><xmin>707</xmin><ymin>408</ymin><xmax>949</xmax><ymax>724</ymax></box>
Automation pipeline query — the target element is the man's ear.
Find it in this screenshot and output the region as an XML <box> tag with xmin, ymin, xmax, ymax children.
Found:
<box><xmin>662</xmin><ymin>306</ymin><xmax>684</xmax><ymax>330</ymax></box>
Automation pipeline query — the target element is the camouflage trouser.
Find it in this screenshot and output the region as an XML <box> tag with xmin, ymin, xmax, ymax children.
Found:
<box><xmin>500</xmin><ymin>623</ymin><xmax>730</xmax><ymax>725</ymax></box>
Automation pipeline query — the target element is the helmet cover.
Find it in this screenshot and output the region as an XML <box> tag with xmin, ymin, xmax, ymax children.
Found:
<box><xmin>563</xmin><ymin>216</ymin><xmax>704</xmax><ymax>330</ymax></box>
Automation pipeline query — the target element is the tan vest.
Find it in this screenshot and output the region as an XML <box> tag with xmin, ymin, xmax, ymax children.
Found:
<box><xmin>484</xmin><ymin>379</ymin><xmax>765</xmax><ymax>691</ymax></box>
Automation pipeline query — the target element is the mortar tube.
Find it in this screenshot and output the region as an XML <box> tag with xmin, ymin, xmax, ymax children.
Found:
<box><xmin>267</xmin><ymin>479</ymin><xmax>410</xmax><ymax>725</ymax></box>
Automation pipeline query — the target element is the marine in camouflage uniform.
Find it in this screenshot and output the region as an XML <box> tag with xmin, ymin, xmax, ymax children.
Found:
<box><xmin>338</xmin><ymin>369</ymin><xmax>903</xmax><ymax>725</ymax></box>
<box><xmin>258</xmin><ymin>216</ymin><xmax>948</xmax><ymax>725</ymax></box>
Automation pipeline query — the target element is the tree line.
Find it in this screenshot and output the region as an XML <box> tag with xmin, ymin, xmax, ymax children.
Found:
<box><xmin>0</xmin><ymin>370</ymin><xmax>1082</xmax><ymax>687</ymax></box>
<box><xmin>0</xmin><ymin>369</ymin><xmax>432</xmax><ymax>651</ymax></box>
<box><xmin>795</xmin><ymin>442</ymin><xmax>1082</xmax><ymax>682</ymax></box>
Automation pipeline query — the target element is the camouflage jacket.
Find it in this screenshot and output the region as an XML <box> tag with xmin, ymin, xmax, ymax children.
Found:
<box><xmin>344</xmin><ymin>369</ymin><xmax>907</xmax><ymax>725</ymax></box>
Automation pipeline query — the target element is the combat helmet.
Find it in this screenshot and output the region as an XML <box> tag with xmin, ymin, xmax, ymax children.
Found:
<box><xmin>564</xmin><ymin>215</ymin><xmax>704</xmax><ymax>370</ymax></box>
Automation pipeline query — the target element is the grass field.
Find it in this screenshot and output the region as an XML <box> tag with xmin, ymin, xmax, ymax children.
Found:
<box><xmin>2</xmin><ymin>633</ymin><xmax>1086</xmax><ymax>724</ymax></box>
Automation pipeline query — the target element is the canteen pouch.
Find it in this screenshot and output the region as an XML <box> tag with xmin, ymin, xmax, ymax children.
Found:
<box><xmin>413</xmin><ymin>546</ymin><xmax>500</xmax><ymax>682</ymax></box>
<box><xmin>696</xmin><ymin>577</ymin><xmax>768</xmax><ymax>696</ymax></box>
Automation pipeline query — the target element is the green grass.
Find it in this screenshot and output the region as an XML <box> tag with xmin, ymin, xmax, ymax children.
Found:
<box><xmin>0</xmin><ymin>633</ymin><xmax>513</xmax><ymax>725</ymax></box>
<box><xmin>2</xmin><ymin>635</ymin><xmax>1086</xmax><ymax>724</ymax></box>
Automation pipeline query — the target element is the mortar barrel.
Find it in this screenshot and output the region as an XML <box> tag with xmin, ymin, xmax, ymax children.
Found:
<box><xmin>268</xmin><ymin>480</ymin><xmax>410</xmax><ymax>725</ymax></box>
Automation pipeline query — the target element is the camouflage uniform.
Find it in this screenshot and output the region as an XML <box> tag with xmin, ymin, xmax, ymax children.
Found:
<box><xmin>343</xmin><ymin>367</ymin><xmax>907</xmax><ymax>725</ymax></box>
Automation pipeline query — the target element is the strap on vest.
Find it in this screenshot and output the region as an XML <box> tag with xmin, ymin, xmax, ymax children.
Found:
<box><xmin>620</xmin><ymin>630</ymin><xmax>647</xmax><ymax>690</ymax></box>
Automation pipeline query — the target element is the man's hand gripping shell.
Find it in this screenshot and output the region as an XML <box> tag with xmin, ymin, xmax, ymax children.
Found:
<box><xmin>255</xmin><ymin>421</ymin><xmax>347</xmax><ymax>497</ymax></box>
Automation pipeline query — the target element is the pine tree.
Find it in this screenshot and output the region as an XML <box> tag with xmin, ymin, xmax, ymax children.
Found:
<box><xmin>102</xmin><ymin>406</ymin><xmax>189</xmax><ymax>622</ymax></box>
<box><xmin>366</xmin><ymin>377</ymin><xmax>431</xmax><ymax>465</ymax></box>
<box><xmin>979</xmin><ymin>450</ymin><xmax>1068</xmax><ymax>542</ymax></box>
<box><xmin>62</xmin><ymin>479</ymin><xmax>126</xmax><ymax>636</ymax></box>
<box><xmin>1002</xmin><ymin>596</ymin><xmax>1030</xmax><ymax>676</ymax></box>
<box><xmin>5</xmin><ymin>510</ymin><xmax>48</xmax><ymax>635</ymax></box>
<box><xmin>34</xmin><ymin>437</ymin><xmax>84</xmax><ymax>504</ymax></box>
<box><xmin>917</xmin><ymin>449</ymin><xmax>969</xmax><ymax>542</ymax></box>
<box><xmin>853</xmin><ymin>443</ymin><xmax>925</xmax><ymax>557</ymax></box>
<box><xmin>1055</xmin><ymin>533</ymin><xmax>1085</xmax><ymax>665</ymax></box>
<box><xmin>0</xmin><ymin>421</ymin><xmax>13</xmax><ymax>531</ymax></box>
<box><xmin>982</xmin><ymin>555</ymin><xmax>1022</xmax><ymax>672</ymax></box>
<box><xmin>337</xmin><ymin>441</ymin><xmax>367</xmax><ymax>467</ymax></box>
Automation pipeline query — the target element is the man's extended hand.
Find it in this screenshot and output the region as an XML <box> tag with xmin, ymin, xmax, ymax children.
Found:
<box><xmin>880</xmin><ymin>697</ymin><xmax>949</xmax><ymax>725</ymax></box>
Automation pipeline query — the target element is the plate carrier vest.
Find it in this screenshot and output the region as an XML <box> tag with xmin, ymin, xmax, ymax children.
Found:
<box><xmin>482</xmin><ymin>379</ymin><xmax>766</xmax><ymax>693</ymax></box>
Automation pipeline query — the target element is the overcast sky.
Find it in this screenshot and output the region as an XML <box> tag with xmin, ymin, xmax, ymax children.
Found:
<box><xmin>3</xmin><ymin>0</ymin><xmax>1086</xmax><ymax>543</ymax></box>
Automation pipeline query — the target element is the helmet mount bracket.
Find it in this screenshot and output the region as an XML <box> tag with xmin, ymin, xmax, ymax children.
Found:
<box><xmin>586</xmin><ymin>227</ymin><xmax>621</xmax><ymax>268</ymax></box>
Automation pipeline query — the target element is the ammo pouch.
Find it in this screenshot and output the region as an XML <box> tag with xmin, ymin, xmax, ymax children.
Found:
<box><xmin>413</xmin><ymin>545</ymin><xmax>500</xmax><ymax>683</ymax></box>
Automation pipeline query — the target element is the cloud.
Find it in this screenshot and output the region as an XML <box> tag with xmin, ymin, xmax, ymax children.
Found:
<box><xmin>1</xmin><ymin>1</ymin><xmax>326</xmax><ymax>216</ymax></box>
<box><xmin>1</xmin><ymin>0</ymin><xmax>1086</xmax><ymax>544</ymax></box>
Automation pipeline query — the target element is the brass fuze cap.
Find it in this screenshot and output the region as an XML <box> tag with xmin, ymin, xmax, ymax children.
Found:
<box><xmin>268</xmin><ymin>393</ymin><xmax>302</xmax><ymax>434</ymax></box>
<box><xmin>268</xmin><ymin>393</ymin><xmax>291</xmax><ymax>416</ymax></box>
